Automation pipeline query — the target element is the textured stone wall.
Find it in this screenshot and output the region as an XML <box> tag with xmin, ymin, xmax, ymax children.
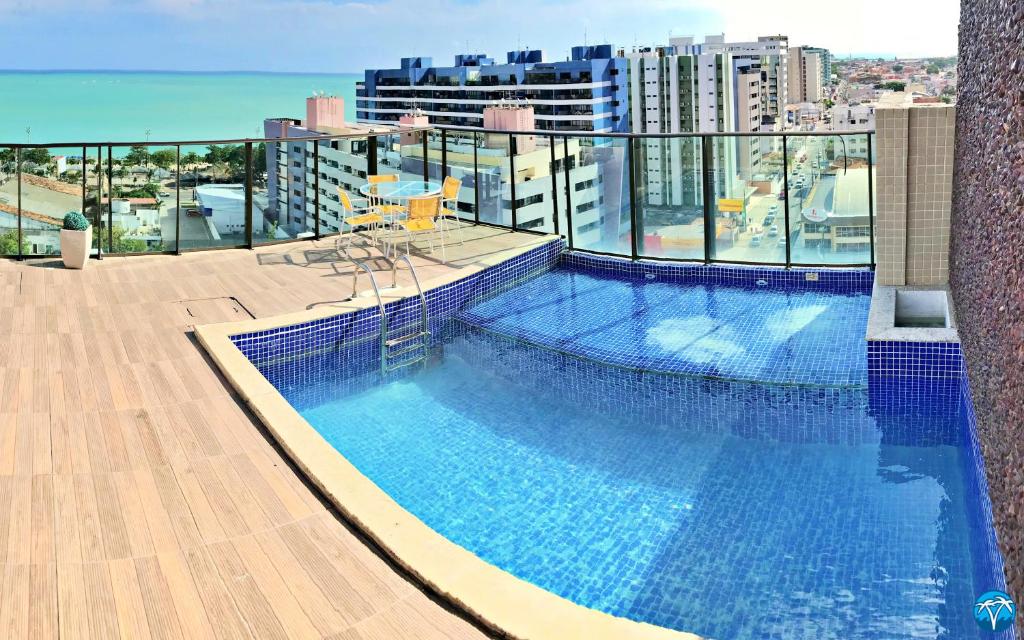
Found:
<box><xmin>949</xmin><ymin>0</ymin><xmax>1024</xmax><ymax>611</ymax></box>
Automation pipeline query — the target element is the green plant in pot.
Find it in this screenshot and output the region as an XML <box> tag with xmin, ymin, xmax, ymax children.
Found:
<box><xmin>60</xmin><ymin>211</ymin><xmax>92</xmax><ymax>269</ymax></box>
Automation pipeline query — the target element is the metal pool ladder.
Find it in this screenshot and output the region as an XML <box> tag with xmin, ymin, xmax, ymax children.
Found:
<box><xmin>349</xmin><ymin>255</ymin><xmax>430</xmax><ymax>373</ymax></box>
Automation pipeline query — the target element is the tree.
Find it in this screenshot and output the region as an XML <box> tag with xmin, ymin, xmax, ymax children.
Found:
<box><xmin>926</xmin><ymin>64</ymin><xmax>939</xmax><ymax>75</ymax></box>
<box><xmin>150</xmin><ymin>149</ymin><xmax>176</xmax><ymax>172</ymax></box>
<box><xmin>265</xmin><ymin>221</ymin><xmax>278</xmax><ymax>240</ymax></box>
<box><xmin>0</xmin><ymin>230</ymin><xmax>28</xmax><ymax>255</ymax></box>
<box><xmin>124</xmin><ymin>145</ymin><xmax>150</xmax><ymax>169</ymax></box>
<box><xmin>101</xmin><ymin>224</ymin><xmax>149</xmax><ymax>253</ymax></box>
<box><xmin>181</xmin><ymin>151</ymin><xmax>202</xmax><ymax>169</ymax></box>
<box><xmin>892</xmin><ymin>64</ymin><xmax>904</xmax><ymax>73</ymax></box>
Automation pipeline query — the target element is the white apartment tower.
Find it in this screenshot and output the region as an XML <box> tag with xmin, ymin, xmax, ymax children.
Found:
<box><xmin>624</xmin><ymin>38</ymin><xmax>764</xmax><ymax>207</ymax></box>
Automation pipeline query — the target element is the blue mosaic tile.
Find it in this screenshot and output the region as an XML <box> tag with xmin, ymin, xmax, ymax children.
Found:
<box><xmin>562</xmin><ymin>251</ymin><xmax>875</xmax><ymax>294</ymax></box>
<box><xmin>231</xmin><ymin>238</ymin><xmax>565</xmax><ymax>366</ymax></box>
<box><xmin>867</xmin><ymin>340</ymin><xmax>964</xmax><ymax>379</ymax></box>
<box><xmin>257</xmin><ymin>320</ymin><xmax>1000</xmax><ymax>640</ymax></box>
<box><xmin>230</xmin><ymin>246</ymin><xmax>1009</xmax><ymax>640</ymax></box>
<box><xmin>457</xmin><ymin>263</ymin><xmax>872</xmax><ymax>386</ymax></box>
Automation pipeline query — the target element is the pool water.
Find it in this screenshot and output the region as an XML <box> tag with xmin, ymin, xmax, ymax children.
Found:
<box><xmin>261</xmin><ymin>318</ymin><xmax>988</xmax><ymax>639</ymax></box>
<box><xmin>457</xmin><ymin>266</ymin><xmax>871</xmax><ymax>386</ymax></box>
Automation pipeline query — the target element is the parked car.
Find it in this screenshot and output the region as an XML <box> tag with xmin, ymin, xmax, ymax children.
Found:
<box><xmin>159</xmin><ymin>191</ymin><xmax>171</xmax><ymax>198</ymax></box>
<box><xmin>777</xmin><ymin>237</ymin><xmax>786</xmax><ymax>247</ymax></box>
<box><xmin>768</xmin><ymin>204</ymin><xmax>780</xmax><ymax>215</ymax></box>
<box><xmin>763</xmin><ymin>214</ymin><xmax>776</xmax><ymax>227</ymax></box>
<box><xmin>750</xmin><ymin>234</ymin><xmax>764</xmax><ymax>247</ymax></box>
<box><xmin>777</xmin><ymin>190</ymin><xmax>787</xmax><ymax>200</ymax></box>
<box><xmin>768</xmin><ymin>225</ymin><xmax>780</xmax><ymax>237</ymax></box>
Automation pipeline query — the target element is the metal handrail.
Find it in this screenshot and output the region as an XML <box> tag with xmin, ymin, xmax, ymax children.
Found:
<box><xmin>391</xmin><ymin>254</ymin><xmax>429</xmax><ymax>333</ymax></box>
<box><xmin>349</xmin><ymin>259</ymin><xmax>389</xmax><ymax>371</ymax></box>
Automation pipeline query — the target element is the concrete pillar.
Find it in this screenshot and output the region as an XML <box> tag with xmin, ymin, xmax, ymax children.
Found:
<box><xmin>875</xmin><ymin>103</ymin><xmax>956</xmax><ymax>285</ymax></box>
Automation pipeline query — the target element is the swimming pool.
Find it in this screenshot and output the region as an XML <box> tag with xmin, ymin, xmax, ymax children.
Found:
<box><xmin>252</xmin><ymin>264</ymin><xmax>997</xmax><ymax>639</ymax></box>
<box><xmin>458</xmin><ymin>265</ymin><xmax>871</xmax><ymax>385</ymax></box>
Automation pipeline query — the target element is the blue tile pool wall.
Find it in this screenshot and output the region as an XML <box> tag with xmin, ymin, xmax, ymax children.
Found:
<box><xmin>959</xmin><ymin>366</ymin><xmax>1013</xmax><ymax>622</ymax></box>
<box><xmin>268</xmin><ymin>319</ymin><xmax>998</xmax><ymax>639</ymax></box>
<box><xmin>867</xmin><ymin>341</ymin><xmax>964</xmax><ymax>379</ymax></box>
<box><xmin>561</xmin><ymin>251</ymin><xmax>875</xmax><ymax>293</ymax></box>
<box><xmin>231</xmin><ymin>238</ymin><xmax>564</xmax><ymax>366</ymax></box>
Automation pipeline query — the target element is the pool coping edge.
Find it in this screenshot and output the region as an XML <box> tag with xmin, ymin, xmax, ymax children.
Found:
<box><xmin>195</xmin><ymin>241</ymin><xmax>701</xmax><ymax>640</ymax></box>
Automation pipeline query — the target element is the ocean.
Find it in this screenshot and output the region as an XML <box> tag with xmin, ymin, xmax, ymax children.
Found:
<box><xmin>0</xmin><ymin>71</ymin><xmax>360</xmax><ymax>147</ymax></box>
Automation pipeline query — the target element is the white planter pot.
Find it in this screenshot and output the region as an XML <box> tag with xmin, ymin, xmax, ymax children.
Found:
<box><xmin>60</xmin><ymin>227</ymin><xmax>92</xmax><ymax>269</ymax></box>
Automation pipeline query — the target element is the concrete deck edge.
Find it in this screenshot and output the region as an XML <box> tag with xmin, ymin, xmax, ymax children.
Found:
<box><xmin>195</xmin><ymin>242</ymin><xmax>701</xmax><ymax>640</ymax></box>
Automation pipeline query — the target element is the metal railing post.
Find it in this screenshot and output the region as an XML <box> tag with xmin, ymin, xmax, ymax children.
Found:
<box><xmin>509</xmin><ymin>134</ymin><xmax>518</xmax><ymax>231</ymax></box>
<box><xmin>244</xmin><ymin>142</ymin><xmax>253</xmax><ymax>249</ymax></box>
<box><xmin>80</xmin><ymin>145</ymin><xmax>87</xmax><ymax>241</ymax></box>
<box><xmin>367</xmin><ymin>135</ymin><xmax>378</xmax><ymax>176</ymax></box>
<box><xmin>867</xmin><ymin>132</ymin><xmax>875</xmax><ymax>269</ymax></box>
<box><xmin>15</xmin><ymin>148</ymin><xmax>22</xmax><ymax>260</ymax></box>
<box><xmin>562</xmin><ymin>137</ymin><xmax>574</xmax><ymax>250</ymax></box>
<box><xmin>175</xmin><ymin>145</ymin><xmax>181</xmax><ymax>254</ymax></box>
<box><xmin>700</xmin><ymin>136</ymin><xmax>714</xmax><ymax>264</ymax></box>
<box><xmin>106</xmin><ymin>146</ymin><xmax>113</xmax><ymax>253</ymax></box>
<box><xmin>441</xmin><ymin>129</ymin><xmax>448</xmax><ymax>179</ymax></box>
<box><xmin>95</xmin><ymin>146</ymin><xmax>103</xmax><ymax>259</ymax></box>
<box><xmin>313</xmin><ymin>140</ymin><xmax>321</xmax><ymax>240</ymax></box>
<box><xmin>473</xmin><ymin>133</ymin><xmax>480</xmax><ymax>223</ymax></box>
<box><xmin>421</xmin><ymin>132</ymin><xmax>428</xmax><ymax>182</ymax></box>
<box><xmin>549</xmin><ymin>134</ymin><xmax>559</xmax><ymax>236</ymax></box>
<box><xmin>782</xmin><ymin>135</ymin><xmax>792</xmax><ymax>268</ymax></box>
<box><xmin>628</xmin><ymin>136</ymin><xmax>640</xmax><ymax>259</ymax></box>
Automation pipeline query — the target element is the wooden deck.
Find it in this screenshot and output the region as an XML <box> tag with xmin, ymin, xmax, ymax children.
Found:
<box><xmin>0</xmin><ymin>226</ymin><xmax>545</xmax><ymax>639</ymax></box>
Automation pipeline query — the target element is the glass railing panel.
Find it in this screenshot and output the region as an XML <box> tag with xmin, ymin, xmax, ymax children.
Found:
<box><xmin>567</xmin><ymin>136</ymin><xmax>631</xmax><ymax>254</ymax></box>
<box><xmin>635</xmin><ymin>135</ymin><xmax>705</xmax><ymax>261</ymax></box>
<box><xmin>99</xmin><ymin>144</ymin><xmax>177</xmax><ymax>253</ymax></box>
<box><xmin>12</xmin><ymin>145</ymin><xmax>88</xmax><ymax>256</ymax></box>
<box><xmin>441</xmin><ymin>130</ymin><xmax>477</xmax><ymax>222</ymax></box>
<box><xmin>708</xmin><ymin>135</ymin><xmax>786</xmax><ymax>264</ymax></box>
<box><xmin>311</xmin><ymin>136</ymin><xmax>372</xmax><ymax>239</ymax></box>
<box><xmin>510</xmin><ymin>133</ymin><xmax>554</xmax><ymax>233</ymax></box>
<box><xmin>787</xmin><ymin>134</ymin><xmax>872</xmax><ymax>265</ymax></box>
<box><xmin>378</xmin><ymin>131</ymin><xmax>430</xmax><ymax>183</ymax></box>
<box><xmin>475</xmin><ymin>131</ymin><xmax>512</xmax><ymax>227</ymax></box>
<box><xmin>176</xmin><ymin>143</ymin><xmax>247</xmax><ymax>250</ymax></box>
<box><xmin>255</xmin><ymin>140</ymin><xmax>299</xmax><ymax>245</ymax></box>
<box><xmin>551</xmin><ymin>136</ymin><xmax>570</xmax><ymax>239</ymax></box>
<box><xmin>0</xmin><ymin>146</ymin><xmax>20</xmax><ymax>256</ymax></box>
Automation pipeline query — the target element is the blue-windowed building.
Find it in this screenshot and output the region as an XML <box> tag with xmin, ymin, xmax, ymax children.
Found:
<box><xmin>356</xmin><ymin>45</ymin><xmax>628</xmax><ymax>133</ymax></box>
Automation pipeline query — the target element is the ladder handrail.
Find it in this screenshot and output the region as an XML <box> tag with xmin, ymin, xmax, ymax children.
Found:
<box><xmin>349</xmin><ymin>259</ymin><xmax>388</xmax><ymax>371</ymax></box>
<box><xmin>391</xmin><ymin>254</ymin><xmax>429</xmax><ymax>333</ymax></box>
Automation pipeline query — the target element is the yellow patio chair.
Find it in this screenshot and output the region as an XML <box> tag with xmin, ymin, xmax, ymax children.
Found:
<box><xmin>389</xmin><ymin>194</ymin><xmax>444</xmax><ymax>261</ymax></box>
<box><xmin>336</xmin><ymin>187</ymin><xmax>383</xmax><ymax>251</ymax></box>
<box><xmin>366</xmin><ymin>174</ymin><xmax>406</xmax><ymax>219</ymax></box>
<box><xmin>438</xmin><ymin>175</ymin><xmax>465</xmax><ymax>246</ymax></box>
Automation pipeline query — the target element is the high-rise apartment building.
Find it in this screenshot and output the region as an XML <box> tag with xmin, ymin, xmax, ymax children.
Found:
<box><xmin>355</xmin><ymin>46</ymin><xmax>628</xmax><ymax>133</ymax></box>
<box><xmin>788</xmin><ymin>46</ymin><xmax>823</xmax><ymax>103</ymax></box>
<box><xmin>696</xmin><ymin>34</ymin><xmax>790</xmax><ymax>123</ymax></box>
<box><xmin>623</xmin><ymin>38</ymin><xmax>766</xmax><ymax>207</ymax></box>
<box><xmin>802</xmin><ymin>46</ymin><xmax>832</xmax><ymax>88</ymax></box>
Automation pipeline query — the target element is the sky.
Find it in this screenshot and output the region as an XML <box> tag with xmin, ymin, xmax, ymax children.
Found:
<box><xmin>0</xmin><ymin>0</ymin><xmax>960</xmax><ymax>73</ymax></box>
